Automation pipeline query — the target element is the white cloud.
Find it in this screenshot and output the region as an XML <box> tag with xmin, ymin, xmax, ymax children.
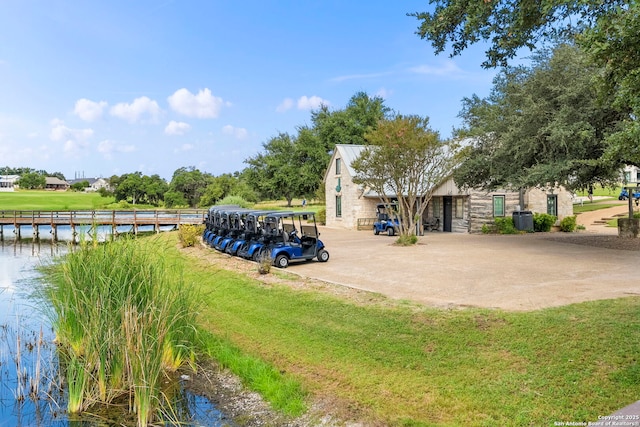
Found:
<box><xmin>222</xmin><ymin>125</ymin><xmax>248</xmax><ymax>140</ymax></box>
<box><xmin>276</xmin><ymin>98</ymin><xmax>294</xmax><ymax>113</ymax></box>
<box><xmin>409</xmin><ymin>60</ymin><xmax>466</xmax><ymax>78</ymax></box>
<box><xmin>297</xmin><ymin>95</ymin><xmax>329</xmax><ymax>110</ymax></box>
<box><xmin>63</xmin><ymin>139</ymin><xmax>89</xmax><ymax>157</ymax></box>
<box><xmin>165</xmin><ymin>120</ymin><xmax>191</xmax><ymax>135</ymax></box>
<box><xmin>74</xmin><ymin>98</ymin><xmax>108</xmax><ymax>122</ymax></box>
<box><xmin>168</xmin><ymin>88</ymin><xmax>225</xmax><ymax>119</ymax></box>
<box><xmin>98</xmin><ymin>140</ymin><xmax>136</xmax><ymax>160</ymax></box>
<box><xmin>49</xmin><ymin>119</ymin><xmax>93</xmax><ymax>142</ymax></box>
<box><xmin>110</xmin><ymin>96</ymin><xmax>161</xmax><ymax>123</ymax></box>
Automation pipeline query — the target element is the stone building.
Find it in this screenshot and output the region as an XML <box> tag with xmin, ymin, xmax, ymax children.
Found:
<box><xmin>324</xmin><ymin>144</ymin><xmax>574</xmax><ymax>233</ymax></box>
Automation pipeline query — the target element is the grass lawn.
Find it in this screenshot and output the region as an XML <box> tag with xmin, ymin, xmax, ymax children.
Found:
<box><xmin>0</xmin><ymin>190</ymin><xmax>171</xmax><ymax>210</ymax></box>
<box><xmin>573</xmin><ymin>202</ymin><xmax>625</xmax><ymax>214</ymax></box>
<box><xmin>574</xmin><ymin>186</ymin><xmax>624</xmax><ymax>198</ymax></box>
<box><xmin>161</xmin><ymin>233</ymin><xmax>640</xmax><ymax>426</ymax></box>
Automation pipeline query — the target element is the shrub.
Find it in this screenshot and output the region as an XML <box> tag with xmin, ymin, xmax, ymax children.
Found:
<box><xmin>533</xmin><ymin>213</ymin><xmax>557</xmax><ymax>232</ymax></box>
<box><xmin>256</xmin><ymin>252</ymin><xmax>272</xmax><ymax>274</ymax></box>
<box><xmin>494</xmin><ymin>217</ymin><xmax>518</xmax><ymax>234</ymax></box>
<box><xmin>164</xmin><ymin>191</ymin><xmax>188</xmax><ymax>208</ymax></box>
<box><xmin>179</xmin><ymin>224</ymin><xmax>205</xmax><ymax>247</ymax></box>
<box><xmin>396</xmin><ymin>234</ymin><xmax>418</xmax><ymax>245</ymax></box>
<box><xmin>316</xmin><ymin>208</ymin><xmax>326</xmax><ymax>225</ymax></box>
<box><xmin>217</xmin><ymin>195</ymin><xmax>253</xmax><ymax>209</ymax></box>
<box><xmin>559</xmin><ymin>215</ymin><xmax>577</xmax><ymax>232</ymax></box>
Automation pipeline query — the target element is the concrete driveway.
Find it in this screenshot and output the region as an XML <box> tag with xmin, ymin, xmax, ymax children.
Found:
<box><xmin>289</xmin><ymin>226</ymin><xmax>639</xmax><ymax>311</ymax></box>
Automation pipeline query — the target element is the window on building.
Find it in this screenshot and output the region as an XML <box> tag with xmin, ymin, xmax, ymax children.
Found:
<box><xmin>335</xmin><ymin>158</ymin><xmax>341</xmax><ymax>175</ymax></box>
<box><xmin>454</xmin><ymin>197</ymin><xmax>464</xmax><ymax>218</ymax></box>
<box><xmin>431</xmin><ymin>198</ymin><xmax>440</xmax><ymax>218</ymax></box>
<box><xmin>493</xmin><ymin>195</ymin><xmax>505</xmax><ymax>217</ymax></box>
<box><xmin>547</xmin><ymin>195</ymin><xmax>558</xmax><ymax>216</ymax></box>
<box><xmin>335</xmin><ymin>195</ymin><xmax>342</xmax><ymax>218</ymax></box>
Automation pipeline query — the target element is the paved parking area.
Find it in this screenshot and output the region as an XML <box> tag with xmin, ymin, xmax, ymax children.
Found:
<box><xmin>290</xmin><ymin>227</ymin><xmax>640</xmax><ymax>311</ymax></box>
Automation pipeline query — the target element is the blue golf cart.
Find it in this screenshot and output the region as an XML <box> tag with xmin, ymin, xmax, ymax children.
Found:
<box><xmin>262</xmin><ymin>211</ymin><xmax>329</xmax><ymax>268</ymax></box>
<box><xmin>373</xmin><ymin>203</ymin><xmax>400</xmax><ymax>236</ymax></box>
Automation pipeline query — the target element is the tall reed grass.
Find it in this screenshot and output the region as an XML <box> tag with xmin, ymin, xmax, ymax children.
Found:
<box><xmin>39</xmin><ymin>236</ymin><xmax>199</xmax><ymax>426</ymax></box>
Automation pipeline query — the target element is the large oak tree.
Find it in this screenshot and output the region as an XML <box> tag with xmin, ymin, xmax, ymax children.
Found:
<box><xmin>453</xmin><ymin>43</ymin><xmax>628</xmax><ymax>191</ymax></box>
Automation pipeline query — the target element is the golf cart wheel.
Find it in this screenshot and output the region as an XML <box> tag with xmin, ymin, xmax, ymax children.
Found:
<box><xmin>387</xmin><ymin>227</ymin><xmax>395</xmax><ymax>236</ymax></box>
<box><xmin>252</xmin><ymin>249</ymin><xmax>263</xmax><ymax>261</ymax></box>
<box><xmin>317</xmin><ymin>249</ymin><xmax>329</xmax><ymax>262</ymax></box>
<box><xmin>275</xmin><ymin>254</ymin><xmax>289</xmax><ymax>268</ymax></box>
<box><xmin>373</xmin><ymin>226</ymin><xmax>379</xmax><ymax>235</ymax></box>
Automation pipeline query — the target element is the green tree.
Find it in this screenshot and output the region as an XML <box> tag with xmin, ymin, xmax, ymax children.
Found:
<box><xmin>579</xmin><ymin>2</ymin><xmax>640</xmax><ymax>167</ymax></box>
<box><xmin>17</xmin><ymin>172</ymin><xmax>46</xmax><ymax>189</ymax></box>
<box><xmin>410</xmin><ymin>0</ymin><xmax>639</xmax><ymax>168</ymax></box>
<box><xmin>115</xmin><ymin>172</ymin><xmax>144</xmax><ymax>204</ymax></box>
<box><xmin>352</xmin><ymin>115</ymin><xmax>460</xmax><ymax>241</ymax></box>
<box><xmin>311</xmin><ymin>91</ymin><xmax>391</xmax><ymax>150</ymax></box>
<box><xmin>409</xmin><ymin>0</ymin><xmax>624</xmax><ymax>68</ymax></box>
<box><xmin>453</xmin><ymin>43</ymin><xmax>627</xmax><ymax>191</ymax></box>
<box><xmin>141</xmin><ymin>174</ymin><xmax>168</xmax><ymax>206</ymax></box>
<box><xmin>71</xmin><ymin>180</ymin><xmax>90</xmax><ymax>192</ymax></box>
<box><xmin>168</xmin><ymin>167</ymin><xmax>213</xmax><ymax>208</ymax></box>
<box><xmin>164</xmin><ymin>191</ymin><xmax>188</xmax><ymax>208</ymax></box>
<box><xmin>244</xmin><ymin>133</ymin><xmax>301</xmax><ymax>206</ymax></box>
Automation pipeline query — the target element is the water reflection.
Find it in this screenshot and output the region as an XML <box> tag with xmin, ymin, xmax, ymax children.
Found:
<box><xmin>0</xmin><ymin>241</ymin><xmax>234</xmax><ymax>426</ymax></box>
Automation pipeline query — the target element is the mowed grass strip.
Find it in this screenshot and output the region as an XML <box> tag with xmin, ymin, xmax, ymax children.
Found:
<box><xmin>165</xmin><ymin>233</ymin><xmax>639</xmax><ymax>426</ymax></box>
<box><xmin>0</xmin><ymin>190</ymin><xmax>115</xmax><ymax>210</ymax></box>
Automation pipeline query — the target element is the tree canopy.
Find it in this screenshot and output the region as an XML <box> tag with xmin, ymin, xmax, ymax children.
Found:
<box><xmin>244</xmin><ymin>132</ymin><xmax>305</xmax><ymax>207</ymax></box>
<box><xmin>168</xmin><ymin>167</ymin><xmax>213</xmax><ymax>208</ymax></box>
<box><xmin>17</xmin><ymin>172</ymin><xmax>46</xmax><ymax>189</ymax></box>
<box><xmin>110</xmin><ymin>172</ymin><xmax>168</xmax><ymax>206</ymax></box>
<box><xmin>410</xmin><ymin>0</ymin><xmax>640</xmax><ymax>168</ymax></box>
<box><xmin>352</xmin><ymin>115</ymin><xmax>459</xmax><ymax>239</ymax></box>
<box><xmin>311</xmin><ymin>91</ymin><xmax>391</xmax><ymax>150</ymax></box>
<box><xmin>243</xmin><ymin>92</ymin><xmax>391</xmax><ymax>205</ymax></box>
<box><xmin>453</xmin><ymin>43</ymin><xmax>628</xmax><ymax>191</ymax></box>
<box><xmin>409</xmin><ymin>0</ymin><xmax>625</xmax><ymax>68</ymax></box>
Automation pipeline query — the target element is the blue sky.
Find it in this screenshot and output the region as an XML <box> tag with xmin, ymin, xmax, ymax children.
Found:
<box><xmin>0</xmin><ymin>1</ymin><xmax>499</xmax><ymax>181</ymax></box>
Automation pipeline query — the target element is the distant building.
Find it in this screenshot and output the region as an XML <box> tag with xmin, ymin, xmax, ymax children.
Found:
<box><xmin>0</xmin><ymin>175</ymin><xmax>19</xmax><ymax>192</ymax></box>
<box><xmin>622</xmin><ymin>165</ymin><xmax>640</xmax><ymax>185</ymax></box>
<box><xmin>45</xmin><ymin>177</ymin><xmax>70</xmax><ymax>191</ymax></box>
<box><xmin>67</xmin><ymin>177</ymin><xmax>111</xmax><ymax>192</ymax></box>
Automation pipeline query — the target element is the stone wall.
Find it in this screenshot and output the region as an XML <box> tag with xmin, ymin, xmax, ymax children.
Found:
<box><xmin>468</xmin><ymin>190</ymin><xmax>521</xmax><ymax>233</ymax></box>
<box><xmin>325</xmin><ymin>156</ymin><xmax>377</xmax><ymax>229</ymax></box>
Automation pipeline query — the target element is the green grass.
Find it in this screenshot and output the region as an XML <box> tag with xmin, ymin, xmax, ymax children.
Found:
<box><xmin>156</xmin><ymin>233</ymin><xmax>640</xmax><ymax>426</ymax></box>
<box><xmin>574</xmin><ymin>186</ymin><xmax>624</xmax><ymax>197</ymax></box>
<box><xmin>0</xmin><ymin>190</ymin><xmax>158</xmax><ymax>210</ymax></box>
<box><xmin>573</xmin><ymin>202</ymin><xmax>624</xmax><ymax>214</ymax></box>
<box><xmin>0</xmin><ymin>190</ymin><xmax>114</xmax><ymax>210</ymax></box>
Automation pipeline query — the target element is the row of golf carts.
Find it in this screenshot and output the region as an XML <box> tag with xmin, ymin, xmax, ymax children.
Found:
<box><xmin>202</xmin><ymin>205</ymin><xmax>330</xmax><ymax>268</ymax></box>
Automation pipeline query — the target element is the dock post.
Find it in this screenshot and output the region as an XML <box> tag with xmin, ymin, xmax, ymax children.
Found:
<box><xmin>0</xmin><ymin>225</ymin><xmax>3</xmax><ymax>241</ymax></box>
<box><xmin>33</xmin><ymin>224</ymin><xmax>39</xmax><ymax>242</ymax></box>
<box><xmin>51</xmin><ymin>225</ymin><xmax>58</xmax><ymax>242</ymax></box>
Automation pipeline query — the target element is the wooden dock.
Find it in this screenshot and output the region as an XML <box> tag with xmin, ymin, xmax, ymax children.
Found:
<box><xmin>0</xmin><ymin>210</ymin><xmax>206</xmax><ymax>241</ymax></box>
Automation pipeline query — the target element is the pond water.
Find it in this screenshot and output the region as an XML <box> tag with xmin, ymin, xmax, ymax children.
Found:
<box><xmin>0</xmin><ymin>239</ymin><xmax>234</xmax><ymax>426</ymax></box>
